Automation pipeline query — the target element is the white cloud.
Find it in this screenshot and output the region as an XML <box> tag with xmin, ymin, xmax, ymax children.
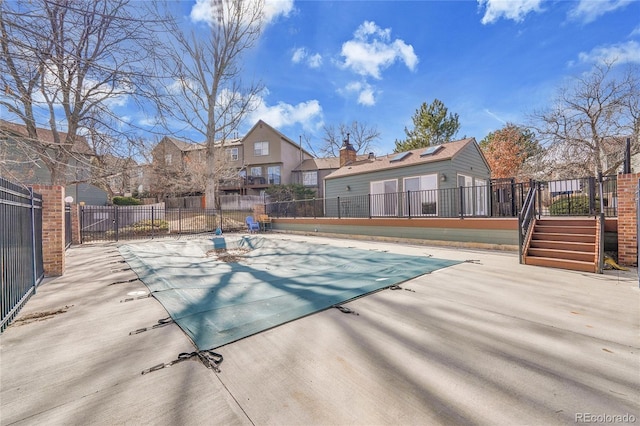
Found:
<box><xmin>340</xmin><ymin>21</ymin><xmax>418</xmax><ymax>80</ymax></box>
<box><xmin>247</xmin><ymin>96</ymin><xmax>323</xmax><ymax>130</ymax></box>
<box><xmin>292</xmin><ymin>47</ymin><xmax>306</xmax><ymax>64</ymax></box>
<box><xmin>291</xmin><ymin>47</ymin><xmax>323</xmax><ymax>68</ymax></box>
<box><xmin>263</xmin><ymin>0</ymin><xmax>294</xmax><ymax>23</ymax></box>
<box><xmin>307</xmin><ymin>53</ymin><xmax>322</xmax><ymax>69</ymax></box>
<box><xmin>191</xmin><ymin>0</ymin><xmax>293</xmax><ymax>26</ymax></box>
<box><xmin>629</xmin><ymin>24</ymin><xmax>640</xmax><ymax>37</ymax></box>
<box><xmin>568</xmin><ymin>0</ymin><xmax>633</xmax><ymax>24</ymax></box>
<box><xmin>342</xmin><ymin>81</ymin><xmax>377</xmax><ymax>107</ymax></box>
<box><xmin>578</xmin><ymin>41</ymin><xmax>640</xmax><ymax>65</ymax></box>
<box><xmin>477</xmin><ymin>0</ymin><xmax>544</xmax><ymax>25</ymax></box>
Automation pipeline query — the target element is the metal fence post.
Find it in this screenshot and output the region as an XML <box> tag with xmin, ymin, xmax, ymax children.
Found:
<box><xmin>114</xmin><ymin>205</ymin><xmax>119</xmax><ymax>242</ymax></box>
<box><xmin>536</xmin><ymin>181</ymin><xmax>542</xmax><ymax>219</ymax></box>
<box><xmin>510</xmin><ymin>179</ymin><xmax>516</xmax><ymax>217</ymax></box>
<box><xmin>589</xmin><ymin>176</ymin><xmax>596</xmax><ymax>216</ymax></box>
<box><xmin>151</xmin><ymin>206</ymin><xmax>155</xmax><ymax>239</ymax></box>
<box><xmin>29</xmin><ymin>188</ymin><xmax>37</xmax><ymax>294</ymax></box>
<box><xmin>407</xmin><ymin>190</ymin><xmax>411</xmax><ymax>218</ymax></box>
<box><xmin>459</xmin><ymin>186</ymin><xmax>464</xmax><ymax>219</ymax></box>
<box><xmin>337</xmin><ymin>197</ymin><xmax>341</xmax><ymax>219</ymax></box>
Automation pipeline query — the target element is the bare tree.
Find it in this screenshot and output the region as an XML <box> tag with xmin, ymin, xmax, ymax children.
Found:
<box><xmin>319</xmin><ymin>121</ymin><xmax>380</xmax><ymax>157</ymax></box>
<box><xmin>531</xmin><ymin>62</ymin><xmax>639</xmax><ymax>177</ymax></box>
<box><xmin>153</xmin><ymin>0</ymin><xmax>265</xmax><ymax>209</ymax></box>
<box><xmin>0</xmin><ymin>0</ymin><xmax>155</xmax><ymax>186</ymax></box>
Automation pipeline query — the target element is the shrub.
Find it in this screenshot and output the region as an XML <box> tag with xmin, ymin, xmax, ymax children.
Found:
<box><xmin>113</xmin><ymin>196</ymin><xmax>142</xmax><ymax>206</ymax></box>
<box><xmin>130</xmin><ymin>219</ymin><xmax>169</xmax><ymax>232</ymax></box>
<box><xmin>548</xmin><ymin>195</ymin><xmax>595</xmax><ymax>215</ymax></box>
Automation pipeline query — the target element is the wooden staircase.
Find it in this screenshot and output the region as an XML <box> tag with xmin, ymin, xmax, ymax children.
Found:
<box><xmin>523</xmin><ymin>218</ymin><xmax>599</xmax><ymax>273</ymax></box>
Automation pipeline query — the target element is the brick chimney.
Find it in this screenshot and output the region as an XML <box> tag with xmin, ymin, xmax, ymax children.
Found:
<box><xmin>339</xmin><ymin>133</ymin><xmax>357</xmax><ymax>167</ymax></box>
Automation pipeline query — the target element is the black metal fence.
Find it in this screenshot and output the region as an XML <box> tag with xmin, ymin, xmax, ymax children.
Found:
<box><xmin>1</xmin><ymin>177</ymin><xmax>44</xmax><ymax>332</ymax></box>
<box><xmin>266</xmin><ymin>176</ymin><xmax>617</xmax><ymax>219</ymax></box>
<box><xmin>267</xmin><ymin>180</ymin><xmax>532</xmax><ymax>219</ymax></box>
<box><xmin>80</xmin><ymin>205</ymin><xmax>255</xmax><ymax>242</ymax></box>
<box><xmin>535</xmin><ymin>175</ymin><xmax>617</xmax><ymax>217</ymax></box>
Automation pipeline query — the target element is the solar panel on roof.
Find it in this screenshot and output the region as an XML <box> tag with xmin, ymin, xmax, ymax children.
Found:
<box><xmin>420</xmin><ymin>145</ymin><xmax>443</xmax><ymax>157</ymax></box>
<box><xmin>390</xmin><ymin>152</ymin><xmax>411</xmax><ymax>162</ymax></box>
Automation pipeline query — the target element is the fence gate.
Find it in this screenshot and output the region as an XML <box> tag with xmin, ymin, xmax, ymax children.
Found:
<box><xmin>1</xmin><ymin>178</ymin><xmax>44</xmax><ymax>331</ymax></box>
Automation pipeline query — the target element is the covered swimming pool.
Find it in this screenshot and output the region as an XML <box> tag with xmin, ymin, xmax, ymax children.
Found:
<box><xmin>119</xmin><ymin>236</ymin><xmax>460</xmax><ymax>350</ymax></box>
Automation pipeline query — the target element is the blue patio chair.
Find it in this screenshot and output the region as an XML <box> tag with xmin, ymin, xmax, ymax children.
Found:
<box><xmin>246</xmin><ymin>216</ymin><xmax>260</xmax><ymax>233</ymax></box>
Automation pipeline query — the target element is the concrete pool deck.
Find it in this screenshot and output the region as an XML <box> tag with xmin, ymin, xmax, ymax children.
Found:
<box><xmin>1</xmin><ymin>234</ymin><xmax>639</xmax><ymax>425</ymax></box>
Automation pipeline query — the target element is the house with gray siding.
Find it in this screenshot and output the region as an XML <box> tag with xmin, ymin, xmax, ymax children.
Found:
<box><xmin>324</xmin><ymin>138</ymin><xmax>491</xmax><ymax>217</ymax></box>
<box><xmin>0</xmin><ymin>119</ymin><xmax>108</xmax><ymax>205</ymax></box>
<box><xmin>291</xmin><ymin>154</ymin><xmax>371</xmax><ymax>198</ymax></box>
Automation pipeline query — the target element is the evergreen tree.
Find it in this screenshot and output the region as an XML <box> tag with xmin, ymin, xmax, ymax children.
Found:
<box><xmin>394</xmin><ymin>99</ymin><xmax>460</xmax><ymax>152</ymax></box>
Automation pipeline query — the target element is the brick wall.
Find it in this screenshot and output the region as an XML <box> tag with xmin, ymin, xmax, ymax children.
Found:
<box><xmin>616</xmin><ymin>173</ymin><xmax>639</xmax><ymax>266</ymax></box>
<box><xmin>31</xmin><ymin>185</ymin><xmax>65</xmax><ymax>276</ymax></box>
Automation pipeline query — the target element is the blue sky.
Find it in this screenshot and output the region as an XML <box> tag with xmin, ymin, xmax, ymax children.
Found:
<box><xmin>154</xmin><ymin>0</ymin><xmax>640</xmax><ymax>155</ymax></box>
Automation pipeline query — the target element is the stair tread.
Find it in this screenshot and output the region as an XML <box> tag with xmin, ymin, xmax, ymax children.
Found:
<box><xmin>525</xmin><ymin>256</ymin><xmax>593</xmax><ymax>265</ymax></box>
<box><xmin>529</xmin><ymin>246</ymin><xmax>594</xmax><ymax>252</ymax></box>
<box><xmin>532</xmin><ymin>240</ymin><xmax>595</xmax><ymax>245</ymax></box>
<box><xmin>533</xmin><ymin>232</ymin><xmax>595</xmax><ymax>237</ymax></box>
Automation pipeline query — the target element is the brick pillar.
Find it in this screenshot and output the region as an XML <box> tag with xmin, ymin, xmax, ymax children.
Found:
<box><xmin>32</xmin><ymin>185</ymin><xmax>65</xmax><ymax>276</ymax></box>
<box><xmin>616</xmin><ymin>173</ymin><xmax>639</xmax><ymax>266</ymax></box>
<box><xmin>71</xmin><ymin>204</ymin><xmax>81</xmax><ymax>245</ymax></box>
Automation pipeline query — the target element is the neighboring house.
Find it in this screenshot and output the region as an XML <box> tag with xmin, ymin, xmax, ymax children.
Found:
<box><xmin>151</xmin><ymin>136</ymin><xmax>206</xmax><ymax>170</ymax></box>
<box><xmin>0</xmin><ymin>119</ymin><xmax>107</xmax><ymax>205</ymax></box>
<box><xmin>149</xmin><ymin>136</ymin><xmax>207</xmax><ymax>198</ymax></box>
<box><xmin>227</xmin><ymin>120</ymin><xmax>313</xmax><ymax>195</ymax></box>
<box><xmin>324</xmin><ymin>138</ymin><xmax>491</xmax><ymax>217</ymax></box>
<box><xmin>149</xmin><ymin>120</ymin><xmax>313</xmax><ymax>197</ymax></box>
<box><xmin>291</xmin><ymin>157</ymin><xmax>340</xmax><ymax>199</ymax></box>
<box><xmin>95</xmin><ymin>154</ymin><xmax>140</xmax><ymax>197</ymax></box>
<box><xmin>292</xmin><ymin>154</ymin><xmax>372</xmax><ymax>199</ymax></box>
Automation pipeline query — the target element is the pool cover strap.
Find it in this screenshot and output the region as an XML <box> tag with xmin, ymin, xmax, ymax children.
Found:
<box><xmin>141</xmin><ymin>349</ymin><xmax>224</xmax><ymax>375</ymax></box>
<box><xmin>129</xmin><ymin>317</ymin><xmax>173</xmax><ymax>335</ymax></box>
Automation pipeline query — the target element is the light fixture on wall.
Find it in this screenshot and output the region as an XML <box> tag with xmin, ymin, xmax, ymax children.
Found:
<box><xmin>440</xmin><ymin>173</ymin><xmax>447</xmax><ymax>182</ymax></box>
<box><xmin>345</xmin><ymin>185</ymin><xmax>351</xmax><ymax>191</ymax></box>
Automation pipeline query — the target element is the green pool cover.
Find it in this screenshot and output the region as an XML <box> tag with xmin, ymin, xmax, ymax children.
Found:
<box><xmin>119</xmin><ymin>236</ymin><xmax>460</xmax><ymax>350</ymax></box>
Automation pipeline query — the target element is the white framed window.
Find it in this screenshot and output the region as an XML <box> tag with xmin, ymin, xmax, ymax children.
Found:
<box><xmin>251</xmin><ymin>167</ymin><xmax>262</xmax><ymax>176</ymax></box>
<box><xmin>165</xmin><ymin>154</ymin><xmax>172</xmax><ymax>165</ymax></box>
<box><xmin>268</xmin><ymin>166</ymin><xmax>281</xmax><ymax>184</ymax></box>
<box><xmin>403</xmin><ymin>174</ymin><xmax>438</xmax><ymax>216</ymax></box>
<box><xmin>254</xmin><ymin>141</ymin><xmax>269</xmax><ymax>156</ymax></box>
<box><xmin>226</xmin><ymin>147</ymin><xmax>239</xmax><ymax>161</ymax></box>
<box><xmin>370</xmin><ymin>179</ymin><xmax>398</xmax><ymax>216</ymax></box>
<box><xmin>303</xmin><ymin>171</ymin><xmax>318</xmax><ymax>186</ymax></box>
